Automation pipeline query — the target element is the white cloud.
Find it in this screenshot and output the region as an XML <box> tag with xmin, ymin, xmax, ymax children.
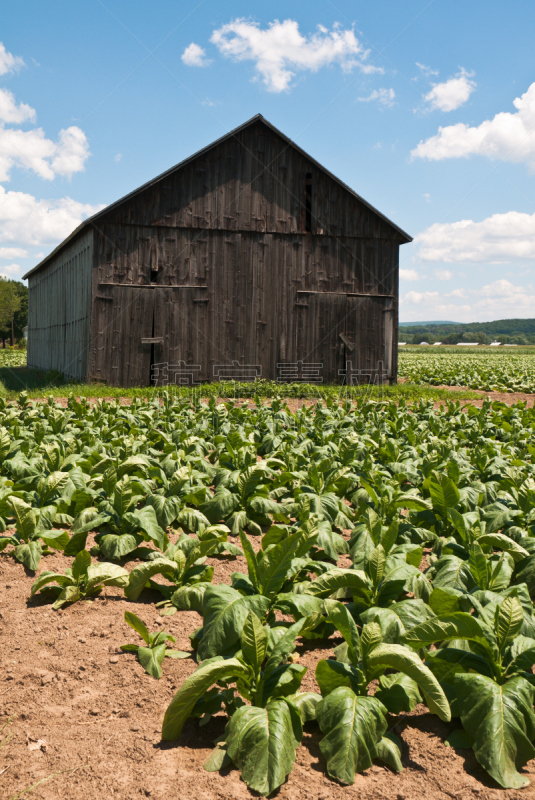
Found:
<box><xmin>0</xmin><ymin>185</ymin><xmax>104</xmax><ymax>246</ymax></box>
<box><xmin>210</xmin><ymin>19</ymin><xmax>379</xmax><ymax>93</ymax></box>
<box><xmin>0</xmin><ymin>247</ymin><xmax>28</xmax><ymax>259</ymax></box>
<box><xmin>181</xmin><ymin>43</ymin><xmax>212</xmax><ymax>67</ymax></box>
<box><xmin>423</xmin><ymin>192</ymin><xmax>431</xmax><ymax>202</ymax></box>
<box><xmin>412</xmin><ymin>82</ymin><xmax>535</xmax><ymax>168</ymax></box>
<box><xmin>0</xmin><ymin>43</ymin><xmax>24</xmax><ymax>76</ymax></box>
<box><xmin>0</xmin><ymin>124</ymin><xmax>90</xmax><ymax>182</ymax></box>
<box><xmin>422</xmin><ymin>68</ymin><xmax>476</xmax><ymax>112</ymax></box>
<box><xmin>403</xmin><ymin>290</ymin><xmax>439</xmax><ymax>305</ymax></box>
<box><xmin>0</xmin><ymin>88</ymin><xmax>35</xmax><ymax>124</ymax></box>
<box><xmin>358</xmin><ymin>88</ymin><xmax>395</xmax><ymax>108</ymax></box>
<box><xmin>435</xmin><ymin>269</ymin><xmax>453</xmax><ymax>280</ymax></box>
<box><xmin>401</xmin><ymin>279</ymin><xmax>535</xmax><ymax>322</ymax></box>
<box><xmin>114</xmin><ymin>153</ymin><xmax>122</xmax><ymax>162</ymax></box>
<box><xmin>0</xmin><ymin>262</ymin><xmax>21</xmax><ymax>277</ymax></box>
<box><xmin>416</xmin><ymin>62</ymin><xmax>439</xmax><ymax>77</ymax></box>
<box><xmin>416</xmin><ymin>210</ymin><xmax>535</xmax><ymax>263</ymax></box>
<box><xmin>400</xmin><ymin>268</ymin><xmax>419</xmax><ymax>281</ymax></box>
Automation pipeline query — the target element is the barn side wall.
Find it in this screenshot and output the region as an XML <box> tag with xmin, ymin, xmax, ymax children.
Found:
<box><xmin>27</xmin><ymin>229</ymin><xmax>93</xmax><ymax>380</ymax></box>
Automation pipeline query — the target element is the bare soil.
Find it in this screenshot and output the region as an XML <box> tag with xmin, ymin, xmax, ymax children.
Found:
<box><xmin>2</xmin><ymin>533</ymin><xmax>535</xmax><ymax>800</ymax></box>
<box><xmin>432</xmin><ymin>385</ymin><xmax>535</xmax><ymax>408</ymax></box>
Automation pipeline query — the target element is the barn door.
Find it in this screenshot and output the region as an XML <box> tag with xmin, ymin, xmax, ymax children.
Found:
<box><xmin>295</xmin><ymin>293</ymin><xmax>347</xmax><ymax>383</ymax></box>
<box><xmin>91</xmin><ymin>286</ymin><xmax>156</xmax><ymax>386</ymax></box>
<box><xmin>295</xmin><ymin>292</ymin><xmax>394</xmax><ymax>384</ymax></box>
<box><xmin>151</xmin><ymin>287</ymin><xmax>210</xmax><ymax>386</ymax></box>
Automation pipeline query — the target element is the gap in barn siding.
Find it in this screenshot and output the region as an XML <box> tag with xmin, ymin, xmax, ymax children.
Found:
<box><xmin>305</xmin><ymin>173</ymin><xmax>312</xmax><ymax>233</ymax></box>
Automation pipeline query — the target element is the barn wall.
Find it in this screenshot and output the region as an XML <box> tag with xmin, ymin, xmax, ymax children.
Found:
<box><xmin>28</xmin><ymin>119</ymin><xmax>405</xmax><ymax>387</ymax></box>
<box><xmin>27</xmin><ymin>229</ymin><xmax>93</xmax><ymax>380</ymax></box>
<box><xmin>102</xmin><ymin>122</ymin><xmax>406</xmax><ymax>242</ymax></box>
<box><xmin>89</xmin><ymin>223</ymin><xmax>399</xmax><ymax>385</ymax></box>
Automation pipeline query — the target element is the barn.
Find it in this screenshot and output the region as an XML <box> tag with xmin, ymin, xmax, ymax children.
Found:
<box><xmin>23</xmin><ymin>115</ymin><xmax>411</xmax><ymax>387</ymax></box>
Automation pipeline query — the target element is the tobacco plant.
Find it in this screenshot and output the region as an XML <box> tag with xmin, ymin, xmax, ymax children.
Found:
<box><xmin>120</xmin><ymin>611</ymin><xmax>189</xmax><ymax>678</ymax></box>
<box><xmin>313</xmin><ymin>601</ymin><xmax>450</xmax><ymax>784</ymax></box>
<box><xmin>0</xmin><ymin>496</ymin><xmax>69</xmax><ymax>570</ymax></box>
<box><xmin>30</xmin><ymin>549</ymin><xmax>129</xmax><ymax>609</ymax></box>
<box><xmin>403</xmin><ymin>594</ymin><xmax>535</xmax><ymax>788</ymax></box>
<box><xmin>162</xmin><ymin>613</ymin><xmax>320</xmax><ymax>795</ymax></box>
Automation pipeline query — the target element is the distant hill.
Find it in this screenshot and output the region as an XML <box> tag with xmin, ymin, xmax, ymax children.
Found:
<box><xmin>399</xmin><ymin>320</ymin><xmax>457</xmax><ymax>327</ymax></box>
<box><xmin>398</xmin><ymin>318</ymin><xmax>535</xmax><ymax>344</ymax></box>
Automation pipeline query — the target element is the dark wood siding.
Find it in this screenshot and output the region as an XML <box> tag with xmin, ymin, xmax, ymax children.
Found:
<box><xmin>27</xmin><ymin>118</ymin><xmax>408</xmax><ymax>387</ymax></box>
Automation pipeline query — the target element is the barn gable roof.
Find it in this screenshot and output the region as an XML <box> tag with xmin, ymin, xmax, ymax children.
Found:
<box><xmin>23</xmin><ymin>114</ymin><xmax>411</xmax><ymax>280</ymax></box>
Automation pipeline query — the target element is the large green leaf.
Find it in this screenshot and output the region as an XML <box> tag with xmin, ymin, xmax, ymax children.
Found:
<box><xmin>52</xmin><ymin>584</ymin><xmax>82</xmax><ymax>609</ymax></box>
<box><xmin>317</xmin><ymin>688</ymin><xmax>387</xmax><ymax>784</ymax></box>
<box><xmin>13</xmin><ymin>541</ymin><xmax>42</xmax><ymax>571</ymax></box>
<box><xmin>8</xmin><ymin>496</ymin><xmax>36</xmax><ymax>540</ymax></box>
<box><xmin>197</xmin><ymin>585</ymin><xmax>270</xmax><ymax>660</ymax></box>
<box><xmin>402</xmin><ymin>612</ymin><xmax>495</xmax><ymax>655</ymax></box>
<box><xmin>241</xmin><ymin>611</ymin><xmax>267</xmax><ymax>674</ymax></box>
<box><xmin>40</xmin><ymin>529</ymin><xmax>70</xmax><ymax>551</ymax></box>
<box><xmin>99</xmin><ymin>533</ymin><xmax>141</xmax><ymax>560</ymax></box>
<box><xmin>287</xmin><ymin>691</ymin><xmax>322</xmax><ymax>723</ymax></box>
<box><xmin>200</xmin><ymin>490</ymin><xmax>239</xmax><ymax>524</ymax></box>
<box><xmin>263</xmin><ymin>617</ymin><xmax>313</xmax><ymax>676</ymax></box>
<box><xmin>259</xmin><ymin>663</ymin><xmax>307</xmax><ymax>705</ymax></box>
<box><xmin>324</xmin><ymin>600</ymin><xmax>361</xmax><ymax>663</ymax></box>
<box><xmin>315</xmin><ymin>658</ymin><xmax>363</xmax><ymax>696</ymax></box>
<box><xmin>238</xmin><ymin>530</ymin><xmax>259</xmax><ymax>589</ymax></box>
<box><xmin>455</xmin><ymin>674</ymin><xmax>535</xmax><ymax>789</ymax></box>
<box><xmin>478</xmin><ymin>533</ymin><xmax>530</xmax><ymax>562</ymax></box>
<box><xmin>225</xmin><ymin>699</ymin><xmax>301</xmax><ymax>796</ymax></box>
<box><xmin>30</xmin><ymin>570</ymin><xmax>71</xmax><ymax>597</ymax></box>
<box><xmin>71</xmin><ymin>549</ymin><xmax>91</xmax><ymax>582</ymax></box>
<box><xmin>256</xmin><ymin>528</ymin><xmax>317</xmax><ymax>598</ymax></box>
<box><xmin>112</xmin><ymin>477</ymin><xmax>134</xmax><ymax>516</ymax></box>
<box><xmin>162</xmin><ymin>658</ymin><xmax>251</xmax><ymax>739</ymax></box>
<box><xmin>85</xmin><ymin>562</ymin><xmax>129</xmax><ymax>592</ymax></box>
<box><xmin>428</xmin><ymin>473</ymin><xmax>460</xmax><ymax>518</ymax></box>
<box><xmin>432</xmin><ymin>555</ymin><xmax>475</xmax><ymax>592</ymax></box>
<box><xmin>366</xmin><ymin>643</ymin><xmax>450</xmax><ymax>722</ymax></box>
<box><xmin>375</xmin><ymin>673</ymin><xmax>421</xmax><ymax>714</ymax></box>
<box><xmin>496</xmin><ymin>596</ymin><xmax>524</xmax><ymax>653</ymax></box>
<box><xmin>306</xmin><ymin>568</ymin><xmax>370</xmax><ymax>599</ymax></box>
<box><xmin>125</xmin><ymin>559</ymin><xmax>177</xmax><ymax>601</ymax></box>
<box><xmin>374</xmin><ymin>733</ymin><xmax>404</xmax><ymax>772</ymax></box>
<box><xmin>132</xmin><ymin>505</ymin><xmax>168</xmax><ymax>550</ymax></box>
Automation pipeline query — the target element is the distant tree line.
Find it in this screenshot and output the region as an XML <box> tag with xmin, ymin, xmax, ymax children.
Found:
<box><xmin>399</xmin><ymin>318</ymin><xmax>535</xmax><ymax>345</ymax></box>
<box><xmin>0</xmin><ymin>279</ymin><xmax>28</xmax><ymax>347</ymax></box>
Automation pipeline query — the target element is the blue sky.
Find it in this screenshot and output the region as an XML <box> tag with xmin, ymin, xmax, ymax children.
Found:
<box><xmin>2</xmin><ymin>0</ymin><xmax>535</xmax><ymax>322</ymax></box>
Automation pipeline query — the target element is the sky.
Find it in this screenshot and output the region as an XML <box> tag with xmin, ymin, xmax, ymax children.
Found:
<box><xmin>2</xmin><ymin>0</ymin><xmax>535</xmax><ymax>323</ymax></box>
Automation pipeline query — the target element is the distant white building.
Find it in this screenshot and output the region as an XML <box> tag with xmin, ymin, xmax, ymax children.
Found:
<box><xmin>503</xmin><ymin>343</ymin><xmax>518</xmax><ymax>346</ymax></box>
<box><xmin>490</xmin><ymin>341</ymin><xmax>501</xmax><ymax>346</ymax></box>
<box><xmin>22</xmin><ymin>326</ymin><xmax>28</xmax><ymax>340</ymax></box>
<box><xmin>420</xmin><ymin>342</ymin><xmax>430</xmax><ymax>346</ymax></box>
<box><xmin>457</xmin><ymin>342</ymin><xmax>479</xmax><ymax>346</ymax></box>
<box><xmin>398</xmin><ymin>342</ymin><xmax>407</xmax><ymax>346</ymax></box>
<box><xmin>432</xmin><ymin>342</ymin><xmax>442</xmax><ymax>346</ymax></box>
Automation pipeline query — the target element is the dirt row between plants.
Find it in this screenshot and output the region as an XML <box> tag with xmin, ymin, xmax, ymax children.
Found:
<box><xmin>19</xmin><ymin>386</ymin><xmax>535</xmax><ymax>412</ymax></box>
<box><xmin>2</xmin><ymin>531</ymin><xmax>534</xmax><ymax>800</ymax></box>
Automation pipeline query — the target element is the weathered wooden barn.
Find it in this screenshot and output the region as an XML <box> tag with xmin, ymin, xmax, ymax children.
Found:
<box><xmin>23</xmin><ymin>115</ymin><xmax>411</xmax><ymax>387</ymax></box>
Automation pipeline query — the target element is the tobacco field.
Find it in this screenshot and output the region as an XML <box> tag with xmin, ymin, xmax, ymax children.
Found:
<box><xmin>399</xmin><ymin>350</ymin><xmax>535</xmax><ymax>393</ymax></box>
<box><xmin>2</xmin><ymin>392</ymin><xmax>535</xmax><ymax>796</ymax></box>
